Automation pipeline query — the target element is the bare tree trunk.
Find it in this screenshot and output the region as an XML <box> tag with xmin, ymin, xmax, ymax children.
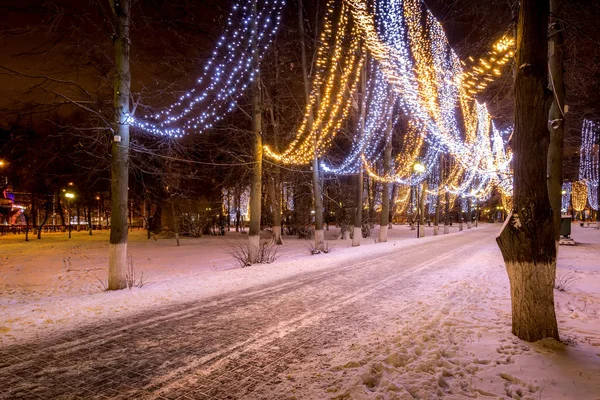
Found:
<box><xmin>458</xmin><ymin>198</ymin><xmax>463</xmax><ymax>231</ymax></box>
<box><xmin>467</xmin><ymin>196</ymin><xmax>472</xmax><ymax>229</ymax></box>
<box><xmin>267</xmin><ymin>51</ymin><xmax>283</xmax><ymax>245</ymax></box>
<box><xmin>76</xmin><ymin>204</ymin><xmax>81</xmax><ymax>232</ymax></box>
<box><xmin>24</xmin><ymin>213</ymin><xmax>29</xmax><ymax>242</ymax></box>
<box><xmin>496</xmin><ymin>0</ymin><xmax>559</xmax><ymax>342</ymax></box>
<box><xmin>389</xmin><ymin>183</ymin><xmax>398</xmax><ymax>228</ymax></box>
<box><xmin>146</xmin><ymin>201</ymin><xmax>152</xmax><ymax>239</ymax></box>
<box><xmin>547</xmin><ymin>0</ymin><xmax>565</xmax><ymax>241</ymax></box>
<box><xmin>418</xmin><ymin>182</ymin><xmax>426</xmax><ymax>238</ymax></box>
<box><xmin>409</xmin><ymin>186</ymin><xmax>415</xmax><ymax>230</ymax></box>
<box><xmin>248</xmin><ymin>0</ymin><xmax>263</xmax><ymax>264</ymax></box>
<box><xmin>298</xmin><ymin>0</ymin><xmax>323</xmax><ymax>250</ymax></box>
<box><xmin>379</xmin><ymin>116</ymin><xmax>393</xmax><ymax>243</ymax></box>
<box><xmin>171</xmin><ymin>198</ymin><xmax>180</xmax><ymax>246</ymax></box>
<box><xmin>312</xmin><ymin>157</ymin><xmax>324</xmax><ymax>249</ymax></box>
<box><xmin>107</xmin><ymin>0</ymin><xmax>131</xmax><ymax>291</ymax></box>
<box><xmin>37</xmin><ymin>202</ymin><xmax>49</xmax><ymax>240</ymax></box>
<box><xmin>234</xmin><ymin>186</ymin><xmax>241</xmax><ymax>232</ymax></box>
<box><xmin>268</xmin><ymin>174</ymin><xmax>283</xmax><ymax>245</ymax></box>
<box><xmin>353</xmin><ymin>55</ymin><xmax>368</xmax><ymax>246</ymax></box>
<box><xmin>353</xmin><ymin>169</ymin><xmax>363</xmax><ymax>246</ymax></box>
<box><xmin>434</xmin><ymin>194</ymin><xmax>440</xmax><ymax>236</ymax></box>
<box><xmin>87</xmin><ymin>205</ymin><xmax>93</xmax><ymax>235</ymax></box>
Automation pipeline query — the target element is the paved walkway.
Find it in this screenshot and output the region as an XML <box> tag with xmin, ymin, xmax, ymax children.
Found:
<box><xmin>0</xmin><ymin>227</ymin><xmax>494</xmax><ymax>399</ymax></box>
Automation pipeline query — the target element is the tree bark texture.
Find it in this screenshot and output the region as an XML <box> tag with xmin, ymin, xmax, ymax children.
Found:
<box><xmin>496</xmin><ymin>0</ymin><xmax>559</xmax><ymax>342</ymax></box>
<box><xmin>171</xmin><ymin>199</ymin><xmax>180</xmax><ymax>247</ymax></box>
<box><xmin>353</xmin><ymin>169</ymin><xmax>363</xmax><ymax>247</ymax></box>
<box><xmin>298</xmin><ymin>0</ymin><xmax>323</xmax><ymax>250</ymax></box>
<box><xmin>434</xmin><ymin>195</ymin><xmax>440</xmax><ymax>236</ymax></box>
<box><xmin>268</xmin><ymin>174</ymin><xmax>283</xmax><ymax>245</ymax></box>
<box><xmin>467</xmin><ymin>197</ymin><xmax>472</xmax><ymax>229</ymax></box>
<box><xmin>248</xmin><ymin>0</ymin><xmax>263</xmax><ymax>264</ymax></box>
<box><xmin>547</xmin><ymin>0</ymin><xmax>565</xmax><ymax>241</ymax></box>
<box><xmin>389</xmin><ymin>183</ymin><xmax>398</xmax><ymax>228</ymax></box>
<box><xmin>418</xmin><ymin>182</ymin><xmax>426</xmax><ymax>238</ymax></box>
<box><xmin>458</xmin><ymin>199</ymin><xmax>463</xmax><ymax>231</ymax></box>
<box><xmin>108</xmin><ymin>0</ymin><xmax>131</xmax><ymax>290</ymax></box>
<box><xmin>378</xmin><ymin>116</ymin><xmax>393</xmax><ymax>243</ymax></box>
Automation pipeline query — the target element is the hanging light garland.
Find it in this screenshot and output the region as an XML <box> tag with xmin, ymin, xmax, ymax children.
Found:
<box><xmin>130</xmin><ymin>0</ymin><xmax>286</xmax><ymax>137</ymax></box>
<box><xmin>571</xmin><ymin>181</ymin><xmax>588</xmax><ymax>212</ymax></box>
<box><xmin>561</xmin><ymin>182</ymin><xmax>571</xmax><ymax>213</ymax></box>
<box><xmin>579</xmin><ymin>119</ymin><xmax>599</xmax><ymax>210</ymax></box>
<box><xmin>126</xmin><ymin>0</ymin><xmax>518</xmax><ymax>205</ymax></box>
<box><xmin>501</xmin><ymin>194</ymin><xmax>513</xmax><ymax>213</ymax></box>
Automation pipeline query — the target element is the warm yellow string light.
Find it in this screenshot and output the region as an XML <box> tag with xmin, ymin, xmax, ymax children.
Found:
<box><xmin>572</xmin><ymin>180</ymin><xmax>588</xmax><ymax>212</ymax></box>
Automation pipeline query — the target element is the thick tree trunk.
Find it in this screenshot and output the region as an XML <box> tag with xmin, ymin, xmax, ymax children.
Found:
<box><xmin>76</xmin><ymin>205</ymin><xmax>81</xmax><ymax>232</ymax></box>
<box><xmin>37</xmin><ymin>207</ymin><xmax>48</xmax><ymax>240</ymax></box>
<box><xmin>353</xmin><ymin>170</ymin><xmax>363</xmax><ymax>246</ymax></box>
<box><xmin>267</xmin><ymin>47</ymin><xmax>283</xmax><ymax>245</ymax></box>
<box><xmin>107</xmin><ymin>0</ymin><xmax>131</xmax><ymax>290</ymax></box>
<box><xmin>312</xmin><ymin>157</ymin><xmax>324</xmax><ymax>249</ymax></box>
<box><xmin>496</xmin><ymin>0</ymin><xmax>559</xmax><ymax>342</ymax></box>
<box><xmin>378</xmin><ymin>117</ymin><xmax>393</xmax><ymax>243</ymax></box>
<box><xmin>418</xmin><ymin>182</ymin><xmax>426</xmax><ymax>238</ymax></box>
<box><xmin>298</xmin><ymin>0</ymin><xmax>323</xmax><ymax>251</ymax></box>
<box><xmin>547</xmin><ymin>0</ymin><xmax>565</xmax><ymax>241</ymax></box>
<box><xmin>268</xmin><ymin>174</ymin><xmax>283</xmax><ymax>245</ymax></box>
<box><xmin>248</xmin><ymin>0</ymin><xmax>263</xmax><ymax>264</ymax></box>
<box><xmin>389</xmin><ymin>183</ymin><xmax>398</xmax><ymax>228</ymax></box>
<box><xmin>467</xmin><ymin>197</ymin><xmax>472</xmax><ymax>229</ymax></box>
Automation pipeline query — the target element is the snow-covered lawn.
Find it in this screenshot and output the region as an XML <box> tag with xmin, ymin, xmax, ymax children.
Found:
<box><xmin>1</xmin><ymin>223</ymin><xmax>599</xmax><ymax>399</ymax></box>
<box><xmin>0</xmin><ymin>223</ymin><xmax>462</xmax><ymax>344</ymax></box>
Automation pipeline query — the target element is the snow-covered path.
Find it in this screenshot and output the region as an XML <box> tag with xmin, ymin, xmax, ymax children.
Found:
<box><xmin>1</xmin><ymin>225</ymin><xmax>599</xmax><ymax>399</ymax></box>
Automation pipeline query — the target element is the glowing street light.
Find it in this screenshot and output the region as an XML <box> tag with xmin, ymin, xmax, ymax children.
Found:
<box><xmin>0</xmin><ymin>160</ymin><xmax>5</xmax><ymax>167</ymax></box>
<box><xmin>413</xmin><ymin>162</ymin><xmax>425</xmax><ymax>173</ymax></box>
<box><xmin>65</xmin><ymin>192</ymin><xmax>75</xmax><ymax>199</ymax></box>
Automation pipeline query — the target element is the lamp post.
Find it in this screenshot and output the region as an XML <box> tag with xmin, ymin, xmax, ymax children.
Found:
<box><xmin>65</xmin><ymin>192</ymin><xmax>75</xmax><ymax>238</ymax></box>
<box><xmin>413</xmin><ymin>162</ymin><xmax>425</xmax><ymax>238</ymax></box>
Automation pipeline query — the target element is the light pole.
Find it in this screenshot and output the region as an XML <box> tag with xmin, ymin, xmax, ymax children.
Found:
<box><xmin>413</xmin><ymin>162</ymin><xmax>425</xmax><ymax>238</ymax></box>
<box><xmin>65</xmin><ymin>192</ymin><xmax>75</xmax><ymax>238</ymax></box>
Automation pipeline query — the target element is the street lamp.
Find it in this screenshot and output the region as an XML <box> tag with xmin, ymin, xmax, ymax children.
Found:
<box><xmin>65</xmin><ymin>192</ymin><xmax>75</xmax><ymax>238</ymax></box>
<box><xmin>0</xmin><ymin>160</ymin><xmax>5</xmax><ymax>167</ymax></box>
<box><xmin>413</xmin><ymin>163</ymin><xmax>425</xmax><ymax>238</ymax></box>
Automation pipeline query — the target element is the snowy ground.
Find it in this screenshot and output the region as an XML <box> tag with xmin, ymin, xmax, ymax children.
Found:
<box><xmin>0</xmin><ymin>223</ymin><xmax>599</xmax><ymax>399</ymax></box>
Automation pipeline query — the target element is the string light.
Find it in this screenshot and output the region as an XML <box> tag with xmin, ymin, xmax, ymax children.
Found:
<box><xmin>131</xmin><ymin>0</ymin><xmax>286</xmax><ymax>137</ymax></box>
<box><xmin>571</xmin><ymin>181</ymin><xmax>588</xmax><ymax>212</ymax></box>
<box><xmin>561</xmin><ymin>182</ymin><xmax>571</xmax><ymax>213</ymax></box>
<box><xmin>579</xmin><ymin>119</ymin><xmax>599</xmax><ymax>210</ymax></box>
